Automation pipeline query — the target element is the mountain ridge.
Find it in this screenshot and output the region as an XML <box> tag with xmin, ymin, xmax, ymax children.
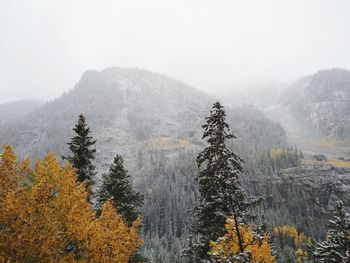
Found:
<box><xmin>0</xmin><ymin>67</ymin><xmax>213</xmax><ymax>166</ymax></box>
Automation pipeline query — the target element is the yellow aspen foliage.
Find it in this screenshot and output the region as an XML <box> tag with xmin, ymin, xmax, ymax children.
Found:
<box><xmin>89</xmin><ymin>201</ymin><xmax>143</xmax><ymax>262</ymax></box>
<box><xmin>296</xmin><ymin>248</ymin><xmax>308</xmax><ymax>263</ymax></box>
<box><xmin>273</xmin><ymin>225</ymin><xmax>308</xmax><ymax>243</ymax></box>
<box><xmin>209</xmin><ymin>217</ymin><xmax>275</xmax><ymax>263</ymax></box>
<box><xmin>270</xmin><ymin>148</ymin><xmax>285</xmax><ymax>160</ymax></box>
<box><xmin>273</xmin><ymin>225</ymin><xmax>311</xmax><ymax>263</ymax></box>
<box><xmin>0</xmin><ymin>145</ymin><xmax>142</xmax><ymax>262</ymax></box>
<box><xmin>0</xmin><ymin>145</ymin><xmax>31</xmax><ymax>262</ymax></box>
<box><xmin>0</xmin><ymin>144</ymin><xmax>30</xmax><ymax>199</ymax></box>
<box><xmin>269</xmin><ymin>148</ymin><xmax>296</xmax><ymax>160</ymax></box>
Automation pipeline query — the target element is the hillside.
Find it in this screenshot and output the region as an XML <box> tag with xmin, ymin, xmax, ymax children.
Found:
<box><xmin>0</xmin><ymin>68</ymin><xmax>211</xmax><ymax>166</ymax></box>
<box><xmin>283</xmin><ymin>68</ymin><xmax>350</xmax><ymax>137</ymax></box>
<box><xmin>1</xmin><ymin>67</ymin><xmax>349</xmax><ymax>262</ymax></box>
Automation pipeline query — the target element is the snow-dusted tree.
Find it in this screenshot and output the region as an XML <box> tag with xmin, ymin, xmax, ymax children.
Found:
<box><xmin>190</xmin><ymin>101</ymin><xmax>257</xmax><ymax>262</ymax></box>
<box><xmin>97</xmin><ymin>154</ymin><xmax>143</xmax><ymax>225</ymax></box>
<box><xmin>314</xmin><ymin>201</ymin><xmax>350</xmax><ymax>262</ymax></box>
<box><xmin>63</xmin><ymin>114</ymin><xmax>96</xmax><ymax>186</ymax></box>
<box><xmin>97</xmin><ymin>154</ymin><xmax>146</xmax><ymax>263</ymax></box>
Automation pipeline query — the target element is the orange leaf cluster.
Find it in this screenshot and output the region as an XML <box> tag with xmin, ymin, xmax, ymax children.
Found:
<box><xmin>273</xmin><ymin>225</ymin><xmax>310</xmax><ymax>263</ymax></box>
<box><xmin>209</xmin><ymin>217</ymin><xmax>275</xmax><ymax>262</ymax></box>
<box><xmin>273</xmin><ymin>225</ymin><xmax>308</xmax><ymax>245</ymax></box>
<box><xmin>0</xmin><ymin>145</ymin><xmax>142</xmax><ymax>262</ymax></box>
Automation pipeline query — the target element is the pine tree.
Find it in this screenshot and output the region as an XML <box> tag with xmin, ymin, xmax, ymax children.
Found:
<box><xmin>97</xmin><ymin>154</ymin><xmax>145</xmax><ymax>263</ymax></box>
<box><xmin>190</xmin><ymin>101</ymin><xmax>256</xmax><ymax>262</ymax></box>
<box><xmin>314</xmin><ymin>201</ymin><xmax>350</xmax><ymax>262</ymax></box>
<box><xmin>97</xmin><ymin>154</ymin><xmax>143</xmax><ymax>225</ymax></box>
<box><xmin>63</xmin><ymin>114</ymin><xmax>96</xmax><ymax>186</ymax></box>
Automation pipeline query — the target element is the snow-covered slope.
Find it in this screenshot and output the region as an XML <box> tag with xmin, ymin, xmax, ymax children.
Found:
<box><xmin>281</xmin><ymin>68</ymin><xmax>350</xmax><ymax>140</ymax></box>
<box><xmin>251</xmin><ymin>68</ymin><xmax>350</xmax><ymax>157</ymax></box>
<box><xmin>0</xmin><ymin>68</ymin><xmax>212</xmax><ymax>169</ymax></box>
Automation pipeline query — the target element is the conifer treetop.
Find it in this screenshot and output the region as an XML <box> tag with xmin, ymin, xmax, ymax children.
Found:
<box><xmin>197</xmin><ymin>101</ymin><xmax>243</xmax><ymax>175</ymax></box>
<box><xmin>191</xmin><ymin>101</ymin><xmax>256</xmax><ymax>262</ymax></box>
<box><xmin>64</xmin><ymin>113</ymin><xmax>96</xmax><ymax>185</ymax></box>
<box><xmin>315</xmin><ymin>201</ymin><xmax>350</xmax><ymax>262</ymax></box>
<box><xmin>97</xmin><ymin>154</ymin><xmax>144</xmax><ymax>226</ymax></box>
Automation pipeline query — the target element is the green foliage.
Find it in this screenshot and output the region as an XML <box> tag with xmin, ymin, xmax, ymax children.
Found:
<box><xmin>93</xmin><ymin>153</ymin><xmax>146</xmax><ymax>262</ymax></box>
<box><xmin>63</xmin><ymin>114</ymin><xmax>96</xmax><ymax>186</ymax></box>
<box><xmin>314</xmin><ymin>201</ymin><xmax>350</xmax><ymax>262</ymax></box>
<box><xmin>0</xmin><ymin>145</ymin><xmax>142</xmax><ymax>263</ymax></box>
<box><xmin>136</xmin><ymin>148</ymin><xmax>197</xmax><ymax>262</ymax></box>
<box><xmin>273</xmin><ymin>225</ymin><xmax>313</xmax><ymax>263</ymax></box>
<box><xmin>190</xmin><ymin>102</ymin><xmax>257</xmax><ymax>262</ymax></box>
<box><xmin>97</xmin><ymin>154</ymin><xmax>144</xmax><ymax>226</ymax></box>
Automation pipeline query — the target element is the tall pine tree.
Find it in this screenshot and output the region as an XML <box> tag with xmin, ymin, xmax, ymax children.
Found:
<box><xmin>97</xmin><ymin>154</ymin><xmax>143</xmax><ymax>225</ymax></box>
<box><xmin>315</xmin><ymin>201</ymin><xmax>350</xmax><ymax>262</ymax></box>
<box><xmin>64</xmin><ymin>114</ymin><xmax>96</xmax><ymax>186</ymax></box>
<box><xmin>190</xmin><ymin>101</ymin><xmax>255</xmax><ymax>262</ymax></box>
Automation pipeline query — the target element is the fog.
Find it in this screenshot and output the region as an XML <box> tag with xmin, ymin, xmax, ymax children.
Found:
<box><xmin>1</xmin><ymin>0</ymin><xmax>350</xmax><ymax>103</ymax></box>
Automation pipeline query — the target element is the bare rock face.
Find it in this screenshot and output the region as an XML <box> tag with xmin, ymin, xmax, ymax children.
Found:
<box><xmin>244</xmin><ymin>160</ymin><xmax>350</xmax><ymax>239</ymax></box>
<box><xmin>281</xmin><ymin>68</ymin><xmax>350</xmax><ymax>140</ymax></box>
<box><xmin>276</xmin><ymin>162</ymin><xmax>350</xmax><ymax>208</ymax></box>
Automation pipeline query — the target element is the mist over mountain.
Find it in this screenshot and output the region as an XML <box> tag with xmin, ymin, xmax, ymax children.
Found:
<box><xmin>0</xmin><ymin>68</ymin><xmax>211</xmax><ymax>164</ymax></box>
<box><xmin>282</xmin><ymin>68</ymin><xmax>350</xmax><ymax>139</ymax></box>
<box><xmin>0</xmin><ymin>99</ymin><xmax>44</xmax><ymax>123</ymax></box>
<box><xmin>251</xmin><ymin>68</ymin><xmax>350</xmax><ymax>158</ymax></box>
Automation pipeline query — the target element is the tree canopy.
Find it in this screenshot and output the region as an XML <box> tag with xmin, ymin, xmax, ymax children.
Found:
<box><xmin>0</xmin><ymin>145</ymin><xmax>142</xmax><ymax>262</ymax></box>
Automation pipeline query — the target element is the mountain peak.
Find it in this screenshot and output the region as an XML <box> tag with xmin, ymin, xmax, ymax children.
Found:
<box><xmin>313</xmin><ymin>67</ymin><xmax>350</xmax><ymax>79</ymax></box>
<box><xmin>79</xmin><ymin>70</ymin><xmax>101</xmax><ymax>83</ymax></box>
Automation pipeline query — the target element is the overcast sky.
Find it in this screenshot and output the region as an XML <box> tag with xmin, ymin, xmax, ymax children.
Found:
<box><xmin>1</xmin><ymin>0</ymin><xmax>350</xmax><ymax>103</ymax></box>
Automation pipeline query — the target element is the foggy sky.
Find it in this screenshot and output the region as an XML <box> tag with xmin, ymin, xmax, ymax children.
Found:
<box><xmin>1</xmin><ymin>0</ymin><xmax>350</xmax><ymax>103</ymax></box>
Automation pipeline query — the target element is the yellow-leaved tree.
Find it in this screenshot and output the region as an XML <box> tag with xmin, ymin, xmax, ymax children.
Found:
<box><xmin>0</xmin><ymin>145</ymin><xmax>142</xmax><ymax>262</ymax></box>
<box><xmin>273</xmin><ymin>225</ymin><xmax>311</xmax><ymax>263</ymax></box>
<box><xmin>209</xmin><ymin>217</ymin><xmax>275</xmax><ymax>262</ymax></box>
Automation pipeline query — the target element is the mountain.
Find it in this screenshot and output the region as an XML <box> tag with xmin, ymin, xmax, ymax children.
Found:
<box><xmin>1</xmin><ymin>67</ymin><xmax>349</xmax><ymax>262</ymax></box>
<box><xmin>0</xmin><ymin>68</ymin><xmax>211</xmax><ymax>164</ymax></box>
<box><xmin>0</xmin><ymin>67</ymin><xmax>215</xmax><ymax>261</ymax></box>
<box><xmin>0</xmin><ymin>67</ymin><xmax>291</xmax><ymax>261</ymax></box>
<box><xmin>0</xmin><ymin>99</ymin><xmax>44</xmax><ymax>123</ymax></box>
